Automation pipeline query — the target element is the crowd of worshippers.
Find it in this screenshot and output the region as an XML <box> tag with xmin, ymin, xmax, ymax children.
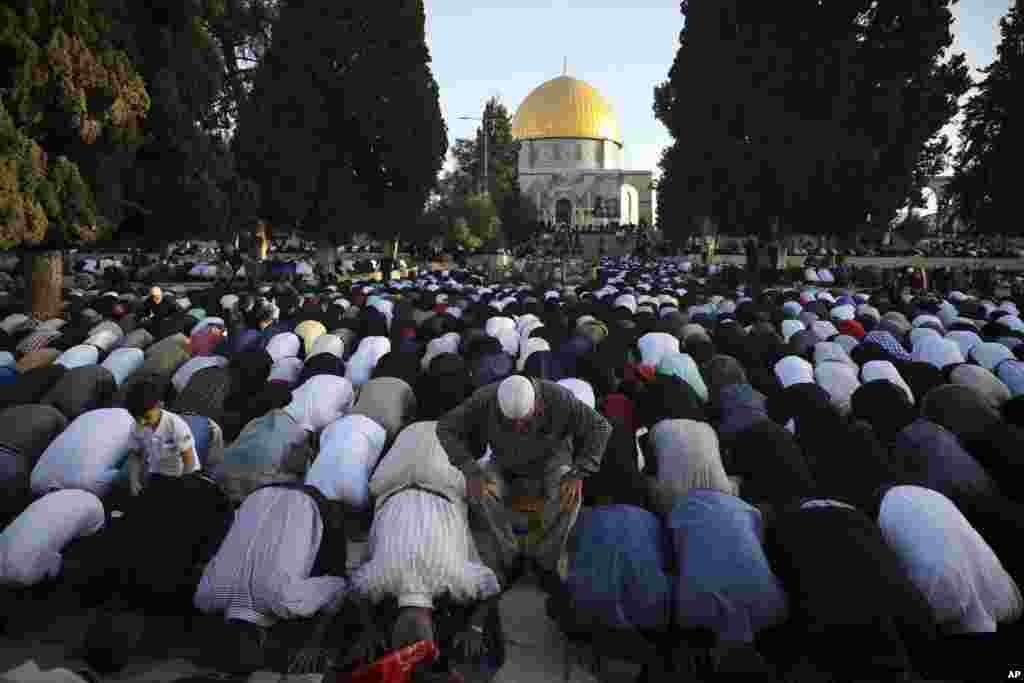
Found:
<box><xmin>0</xmin><ymin>258</ymin><xmax>1023</xmax><ymax>681</ymax></box>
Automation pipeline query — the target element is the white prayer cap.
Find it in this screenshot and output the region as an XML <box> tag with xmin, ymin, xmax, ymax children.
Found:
<box><xmin>498</xmin><ymin>376</ymin><xmax>535</xmax><ymax>420</ymax></box>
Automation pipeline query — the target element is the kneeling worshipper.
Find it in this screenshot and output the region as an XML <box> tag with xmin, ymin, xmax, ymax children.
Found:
<box><xmin>216</xmin><ymin>374</ymin><xmax>355</xmax><ymax>504</ymax></box>
<box><xmin>194</xmin><ymin>484</ymin><xmax>349</xmax><ymax>675</ymax></box>
<box><xmin>350</xmin><ymin>376</ymin><xmax>418</xmax><ymax>444</ymax></box>
<box><xmin>305</xmin><ymin>414</ymin><xmax>388</xmax><ymax>511</ymax></box>
<box><xmin>29</xmin><ymin>408</ymin><xmax>137</xmax><ymax>498</ymax></box>
<box><xmin>642</xmin><ymin>419</ymin><xmax>735</xmax><ymax>515</ymax></box>
<box><xmin>335</xmin><ymin>422</ymin><xmax>504</xmax><ymax>680</ymax></box>
<box><xmin>668</xmin><ymin>490</ymin><xmax>788</xmax><ymax>673</ymax></box>
<box><xmin>555</xmin><ymin>504</ymin><xmax>676</xmax><ymax>679</ymax></box>
<box><xmin>0</xmin><ymin>489</ymin><xmax>104</xmax><ymax>590</ymax></box>
<box><xmin>762</xmin><ymin>500</ymin><xmax>938</xmax><ymax>681</ymax></box>
<box><xmin>437</xmin><ymin>375</ymin><xmax>612</xmax><ymax>588</ymax></box>
<box><xmin>0</xmin><ymin>405</ymin><xmax>68</xmax><ymax>526</ymax></box>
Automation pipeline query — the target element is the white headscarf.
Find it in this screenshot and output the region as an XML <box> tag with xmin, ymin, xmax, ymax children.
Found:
<box><xmin>969</xmin><ymin>342</ymin><xmax>1013</xmax><ymax>372</ymax></box>
<box><xmin>830</xmin><ymin>304</ymin><xmax>855</xmax><ymax>322</ymax></box>
<box><xmin>638</xmin><ymin>332</ymin><xmax>680</xmax><ymax>367</ymax></box>
<box><xmin>861</xmin><ymin>361</ymin><xmax>915</xmax><ymax>404</ymax></box>
<box><xmin>496</xmin><ymin>329</ymin><xmax>519</xmax><ymax>357</ymax></box>
<box><xmin>310</xmin><ymin>334</ymin><xmax>345</xmax><ymax>360</ymax></box>
<box><xmin>913</xmin><ymin>335</ymin><xmax>965</xmax><ymax>369</ymax></box>
<box><xmin>517</xmin><ymin>337</ymin><xmax>550</xmax><ymax>372</ymax></box>
<box><xmin>557</xmin><ymin>378</ymin><xmax>596</xmax><ymax>409</ymax></box>
<box><xmin>55</xmin><ymin>345</ymin><xmax>99</xmax><ymax>369</ymax></box>
<box><xmin>946</xmin><ymin>331</ymin><xmax>983</xmax><ymax>358</ymax></box>
<box><xmin>878</xmin><ymin>485</ymin><xmax>1023</xmax><ymax>634</ymax></box>
<box><xmin>485</xmin><ymin>316</ymin><xmax>516</xmax><ymax>338</ymax></box>
<box><xmin>269</xmin><ymin>356</ymin><xmax>304</xmax><ymax>386</ymax></box>
<box><xmin>812</xmin><ymin>321</ymin><xmax>839</xmax><ymax>340</ymax></box>
<box><xmin>285</xmin><ymin>375</ymin><xmax>355</xmax><ymax>432</ymax></box>
<box><xmin>614</xmin><ymin>294</ymin><xmax>637</xmax><ymax>314</ymax></box>
<box><xmin>813</xmin><ymin>342</ymin><xmax>857</xmax><ymax>369</ymax></box>
<box><xmin>345</xmin><ymin>336</ymin><xmax>391</xmax><ymax>387</ymax></box>
<box><xmin>266</xmin><ymin>332</ymin><xmax>301</xmax><ymax>362</ymax></box>
<box><xmin>814</xmin><ymin>362</ymin><xmax>860</xmax><ymax>415</ymax></box>
<box><xmin>100</xmin><ymin>347</ymin><xmax>144</xmax><ymax>387</ymax></box>
<box><xmin>305</xmin><ymin>414</ymin><xmax>388</xmax><ymax>508</ymax></box>
<box><xmin>909</xmin><ymin>327</ymin><xmax>941</xmax><ymax>350</ymax></box>
<box><xmin>422</xmin><ymin>332</ymin><xmax>461</xmax><ymax>370</ymax></box>
<box><xmin>781</xmin><ymin>319</ymin><xmax>805</xmax><ymax>342</ymax></box>
<box><xmin>647</xmin><ymin>419</ymin><xmax>734</xmax><ymax>513</ymax></box>
<box><xmin>774</xmin><ymin>356</ymin><xmax>814</xmax><ymax>388</ymax></box>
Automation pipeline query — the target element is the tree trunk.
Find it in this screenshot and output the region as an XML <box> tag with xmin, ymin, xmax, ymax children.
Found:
<box><xmin>26</xmin><ymin>250</ymin><xmax>64</xmax><ymax>320</ymax></box>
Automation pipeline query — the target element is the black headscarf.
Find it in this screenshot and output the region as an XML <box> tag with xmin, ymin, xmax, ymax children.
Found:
<box><xmin>298</xmin><ymin>352</ymin><xmax>346</xmax><ymax>385</ymax></box>
<box><xmin>897</xmin><ymin>361</ymin><xmax>944</xmax><ymax>404</ymax></box>
<box><xmin>372</xmin><ymin>351</ymin><xmax>422</xmax><ymax>388</ymax></box>
<box><xmin>730</xmin><ymin>421</ymin><xmax>816</xmax><ymax>507</ymax></box>
<box><xmin>850</xmin><ymin>380</ymin><xmax>918</xmax><ymax>445</ymax></box>
<box><xmin>416</xmin><ymin>353</ymin><xmax>472</xmax><ymax>420</ymax></box>
<box><xmin>634</xmin><ymin>374</ymin><xmax>705</xmax><ymax>428</ymax></box>
<box><xmin>920</xmin><ymin>384</ymin><xmax>1002</xmax><ymax>443</ymax></box>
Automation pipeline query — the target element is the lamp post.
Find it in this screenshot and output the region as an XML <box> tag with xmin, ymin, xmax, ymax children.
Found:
<box><xmin>458</xmin><ymin>115</ymin><xmax>490</xmax><ymax>196</ymax></box>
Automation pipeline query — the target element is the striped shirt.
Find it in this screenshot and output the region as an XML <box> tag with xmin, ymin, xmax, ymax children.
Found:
<box><xmin>194</xmin><ymin>487</ymin><xmax>348</xmax><ymax>627</ymax></box>
<box><xmin>351</xmin><ymin>489</ymin><xmax>501</xmax><ymax>609</ymax></box>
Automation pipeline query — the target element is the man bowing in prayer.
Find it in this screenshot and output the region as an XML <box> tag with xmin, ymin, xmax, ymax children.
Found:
<box><xmin>437</xmin><ymin>374</ymin><xmax>612</xmax><ymax>590</ymax></box>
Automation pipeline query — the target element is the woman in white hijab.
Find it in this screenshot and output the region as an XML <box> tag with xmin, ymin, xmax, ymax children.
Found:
<box><xmin>644</xmin><ymin>419</ymin><xmax>735</xmax><ymax>515</ymax></box>
<box><xmin>814</xmin><ymin>362</ymin><xmax>861</xmax><ymax>416</ymax></box>
<box><xmin>878</xmin><ymin>485</ymin><xmax>1022</xmax><ymax>633</ymax></box>
<box><xmin>310</xmin><ymin>334</ymin><xmax>344</xmax><ymax>360</ymax></box>
<box><xmin>813</xmin><ymin>342</ymin><xmax>857</xmax><ymax>370</ymax></box>
<box><xmin>774</xmin><ymin>356</ymin><xmax>814</xmax><ymax>388</ymax></box>
<box><xmin>215</xmin><ymin>375</ymin><xmax>356</xmax><ymax>504</ymax></box>
<box><xmin>305</xmin><ymin>414</ymin><xmax>388</xmax><ymax>510</ymax></box>
<box><xmin>266</xmin><ymin>332</ymin><xmax>301</xmax><ymax>363</ymax></box>
<box><xmin>781</xmin><ymin>319</ymin><xmax>805</xmax><ymax>343</ymax></box>
<box><xmin>268</xmin><ymin>357</ymin><xmax>304</xmax><ymax>387</ymax></box>
<box><xmin>909</xmin><ymin>327</ymin><xmax>941</xmax><ymax>350</ymax></box>
<box><xmin>969</xmin><ymin>342</ymin><xmax>1013</xmax><ymax>372</ymax></box>
<box><xmin>345</xmin><ymin>336</ymin><xmax>392</xmax><ymax>387</ymax></box>
<box><xmin>485</xmin><ymin>316</ymin><xmax>516</xmax><ymax>338</ymax></box>
<box><xmin>517</xmin><ymin>337</ymin><xmax>550</xmax><ymax>373</ymax></box>
<box><xmin>811</xmin><ymin>321</ymin><xmax>839</xmax><ymax>340</ymax></box>
<box><xmin>496</xmin><ymin>329</ymin><xmax>519</xmax><ymax>357</ymax></box>
<box><xmin>946</xmin><ymin>331</ymin><xmax>983</xmax><ymax>358</ymax></box>
<box><xmin>861</xmin><ymin>361</ymin><xmax>914</xmax><ymax>404</ymax></box>
<box><xmin>556</xmin><ymin>378</ymin><xmax>596</xmax><ymax>409</ymax></box>
<box><xmin>421</xmin><ymin>332</ymin><xmax>461</xmax><ymax>371</ymax></box>
<box><xmin>913</xmin><ymin>335</ymin><xmax>965</xmax><ymax>370</ymax></box>
<box><xmin>637</xmin><ymin>332</ymin><xmax>680</xmax><ymax>367</ymax></box>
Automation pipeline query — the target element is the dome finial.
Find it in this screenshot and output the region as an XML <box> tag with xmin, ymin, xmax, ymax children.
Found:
<box><xmin>562</xmin><ymin>56</ymin><xmax>568</xmax><ymax>76</ymax></box>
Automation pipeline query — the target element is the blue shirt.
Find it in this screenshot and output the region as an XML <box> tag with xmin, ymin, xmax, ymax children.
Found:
<box><xmin>566</xmin><ymin>505</ymin><xmax>671</xmax><ymax>631</ymax></box>
<box><xmin>668</xmin><ymin>490</ymin><xmax>788</xmax><ymax>643</ymax></box>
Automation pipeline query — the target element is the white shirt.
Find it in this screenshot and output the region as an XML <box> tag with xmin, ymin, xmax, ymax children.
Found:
<box><xmin>31</xmin><ymin>408</ymin><xmax>137</xmax><ymax>497</ymax></box>
<box><xmin>195</xmin><ymin>487</ymin><xmax>347</xmax><ymax>627</ymax></box>
<box><xmin>879</xmin><ymin>485</ymin><xmax>1022</xmax><ymax>633</ymax></box>
<box><xmin>133</xmin><ymin>410</ymin><xmax>200</xmax><ymax>478</ymax></box>
<box><xmin>0</xmin><ymin>490</ymin><xmax>104</xmax><ymax>587</ymax></box>
<box><xmin>351</xmin><ymin>490</ymin><xmax>501</xmax><ymax>610</ymax></box>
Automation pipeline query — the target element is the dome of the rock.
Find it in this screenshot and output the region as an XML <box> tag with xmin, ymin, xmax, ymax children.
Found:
<box><xmin>511</xmin><ymin>75</ymin><xmax>622</xmax><ymax>145</ymax></box>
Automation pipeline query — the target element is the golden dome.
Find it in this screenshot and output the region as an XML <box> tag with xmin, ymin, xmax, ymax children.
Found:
<box><xmin>512</xmin><ymin>75</ymin><xmax>622</xmax><ymax>145</ymax></box>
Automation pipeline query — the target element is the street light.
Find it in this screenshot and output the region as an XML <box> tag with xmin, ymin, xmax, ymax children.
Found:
<box><xmin>458</xmin><ymin>115</ymin><xmax>490</xmax><ymax>196</ymax></box>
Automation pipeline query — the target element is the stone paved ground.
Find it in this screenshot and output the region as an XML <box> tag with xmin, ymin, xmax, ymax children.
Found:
<box><xmin>0</xmin><ymin>541</ymin><xmax>630</xmax><ymax>683</ymax></box>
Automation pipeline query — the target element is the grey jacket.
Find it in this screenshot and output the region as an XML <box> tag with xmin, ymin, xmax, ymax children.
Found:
<box><xmin>437</xmin><ymin>378</ymin><xmax>612</xmax><ymax>480</ymax></box>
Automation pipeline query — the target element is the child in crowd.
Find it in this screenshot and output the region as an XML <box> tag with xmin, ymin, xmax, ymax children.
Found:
<box><xmin>125</xmin><ymin>379</ymin><xmax>199</xmax><ymax>495</ymax></box>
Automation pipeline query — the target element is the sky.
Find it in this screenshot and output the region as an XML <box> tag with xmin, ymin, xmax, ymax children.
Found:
<box><xmin>425</xmin><ymin>0</ymin><xmax>1014</xmax><ymax>181</ymax></box>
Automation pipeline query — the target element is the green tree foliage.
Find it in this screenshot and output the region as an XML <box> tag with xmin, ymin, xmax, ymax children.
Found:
<box><xmin>0</xmin><ymin>0</ymin><xmax>150</xmax><ymax>250</ymax></box>
<box><xmin>947</xmin><ymin>1</ymin><xmax>1022</xmax><ymax>235</ymax></box>
<box><xmin>235</xmin><ymin>0</ymin><xmax>447</xmax><ymax>244</ymax></box>
<box><xmin>431</xmin><ymin>96</ymin><xmax>535</xmax><ymax>246</ymax></box>
<box><xmin>655</xmin><ymin>0</ymin><xmax>969</xmax><ymax>241</ymax></box>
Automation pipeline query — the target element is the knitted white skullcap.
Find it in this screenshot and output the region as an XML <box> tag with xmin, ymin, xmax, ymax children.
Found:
<box><xmin>497</xmin><ymin>375</ymin><xmax>535</xmax><ymax>420</ymax></box>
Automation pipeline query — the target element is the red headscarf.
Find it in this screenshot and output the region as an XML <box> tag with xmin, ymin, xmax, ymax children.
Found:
<box><xmin>838</xmin><ymin>319</ymin><xmax>866</xmax><ymax>339</ymax></box>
